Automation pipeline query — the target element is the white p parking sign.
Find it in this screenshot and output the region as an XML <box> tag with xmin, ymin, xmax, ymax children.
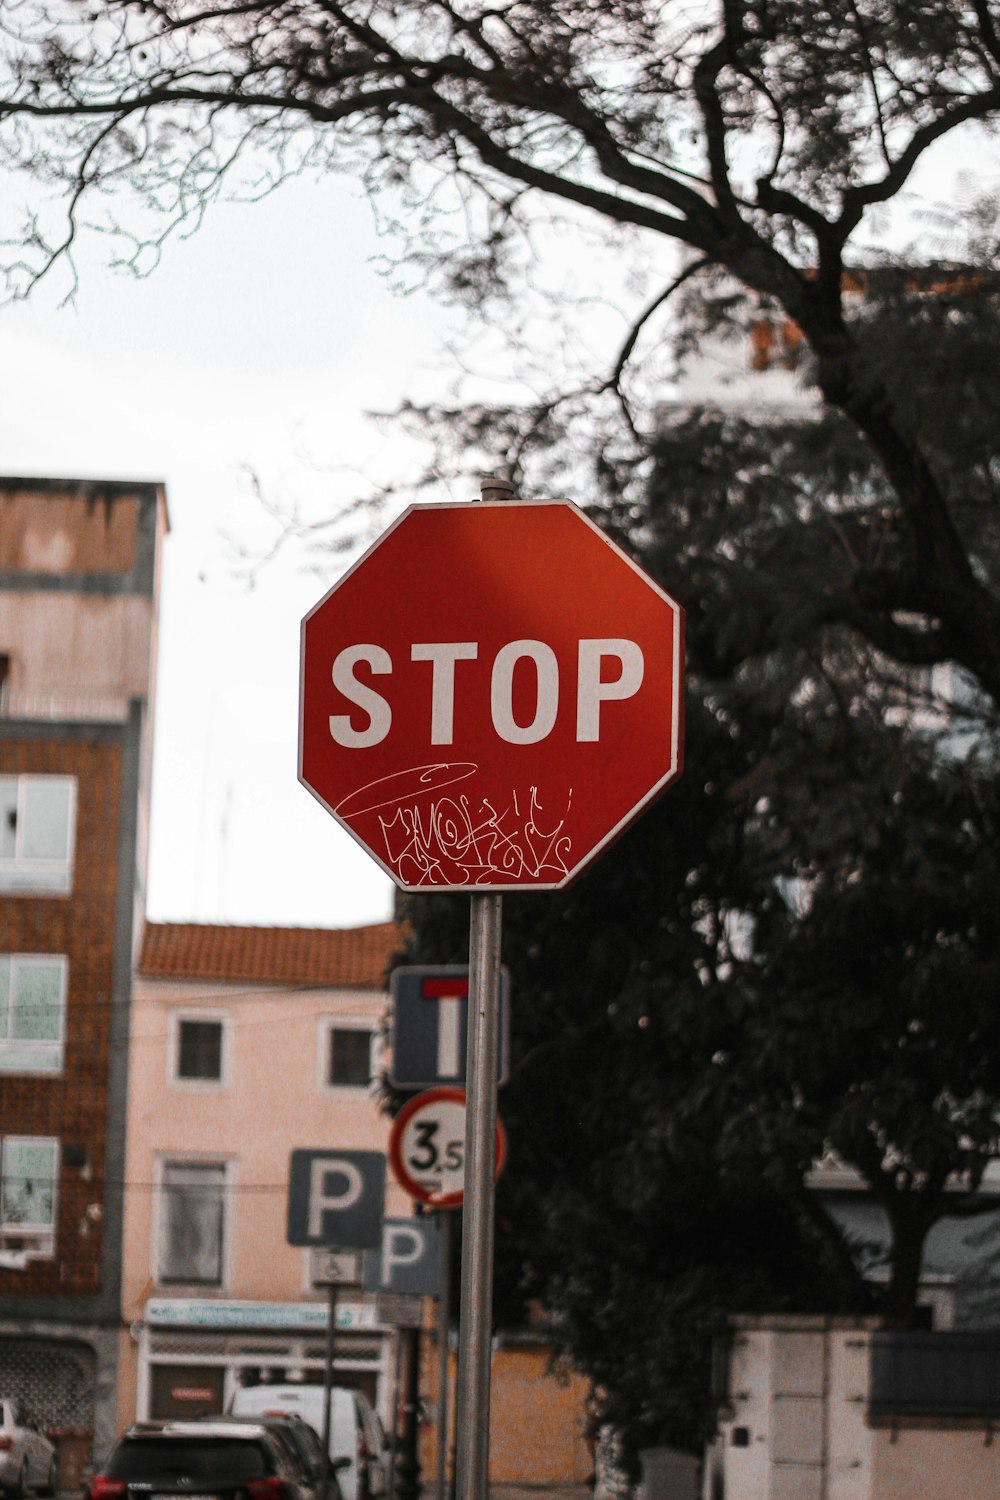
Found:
<box><xmin>286</xmin><ymin>1149</ymin><xmax>386</xmax><ymax>1248</ymax></box>
<box><xmin>363</xmin><ymin>1217</ymin><xmax>441</xmax><ymax>1295</ymax></box>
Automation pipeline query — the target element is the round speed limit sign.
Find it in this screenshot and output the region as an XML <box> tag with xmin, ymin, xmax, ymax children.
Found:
<box><xmin>388</xmin><ymin>1086</ymin><xmax>507</xmax><ymax>1209</ymax></box>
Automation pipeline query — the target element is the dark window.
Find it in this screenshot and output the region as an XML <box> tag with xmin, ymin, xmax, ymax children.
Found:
<box><xmin>178</xmin><ymin>1020</ymin><xmax>223</xmax><ymax>1081</ymax></box>
<box><xmin>328</xmin><ymin>1028</ymin><xmax>371</xmax><ymax>1087</ymax></box>
<box><xmin>160</xmin><ymin>1162</ymin><xmax>225</xmax><ymax>1284</ymax></box>
<box><xmin>149</xmin><ymin>1365</ymin><xmax>226</xmax><ymax>1420</ymax></box>
<box><xmin>108</xmin><ymin>1437</ymin><xmax>269</xmax><ymax>1481</ymax></box>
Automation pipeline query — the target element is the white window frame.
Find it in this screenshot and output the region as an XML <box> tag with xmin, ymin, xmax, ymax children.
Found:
<box><xmin>154</xmin><ymin>1155</ymin><xmax>232</xmax><ymax>1290</ymax></box>
<box><xmin>0</xmin><ymin>775</ymin><xmax>77</xmax><ymax>895</ymax></box>
<box><xmin>0</xmin><ymin>1135</ymin><xmax>59</xmax><ymax>1260</ymax></box>
<box><xmin>169</xmin><ymin>1011</ymin><xmax>229</xmax><ymax>1089</ymax></box>
<box><xmin>319</xmin><ymin>1017</ymin><xmax>374</xmax><ymax>1093</ymax></box>
<box><xmin>0</xmin><ymin>955</ymin><xmax>67</xmax><ymax>1075</ymax></box>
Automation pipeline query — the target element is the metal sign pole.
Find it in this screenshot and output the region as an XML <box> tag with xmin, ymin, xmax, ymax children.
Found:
<box><xmin>454</xmin><ymin>891</ymin><xmax>503</xmax><ymax>1500</ymax></box>
<box><xmin>386</xmin><ymin>1329</ymin><xmax>406</xmax><ymax>1500</ymax></box>
<box><xmin>318</xmin><ymin>1280</ymin><xmax>338</xmax><ymax>1500</ymax></box>
<box><xmin>452</xmin><ymin>473</ymin><xmax>512</xmax><ymax>1500</ymax></box>
<box><xmin>435</xmin><ymin>1211</ymin><xmax>452</xmax><ymax>1500</ymax></box>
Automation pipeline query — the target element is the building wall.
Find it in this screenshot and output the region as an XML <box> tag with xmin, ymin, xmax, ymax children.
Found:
<box><xmin>0</xmin><ymin>489</ymin><xmax>143</xmax><ymax>574</ymax></box>
<box><xmin>0</xmin><ymin>594</ymin><xmax>158</xmax><ymax>704</ymax></box>
<box><xmin>0</xmin><ymin>478</ymin><xmax>166</xmax><ymax>1464</ymax></box>
<box><xmin>417</xmin><ymin>1337</ymin><xmax>594</xmax><ymax>1488</ymax></box>
<box><xmin>0</xmin><ymin>732</ymin><xmax>127</xmax><ymax>1302</ymax></box>
<box><xmin>664</xmin><ymin>275</ymin><xmax>817</xmax><ymax>417</ymax></box>
<box><xmin>869</xmin><ymin>1424</ymin><xmax>1000</xmax><ymax>1499</ymax></box>
<box><xmin>119</xmin><ymin>970</ymin><xmax>412</xmax><ymax>1435</ymax></box>
<box><xmin>488</xmin><ymin>1343</ymin><xmax>593</xmax><ymax>1484</ymax></box>
<box><xmin>122</xmin><ymin>975</ymin><xmax>409</xmax><ymax>1313</ymax></box>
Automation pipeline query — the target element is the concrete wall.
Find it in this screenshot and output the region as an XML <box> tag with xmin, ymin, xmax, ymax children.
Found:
<box><xmin>0</xmin><ymin>491</ymin><xmax>141</xmax><ymax>574</ymax></box>
<box><xmin>869</xmin><ymin>1423</ymin><xmax>1000</xmax><ymax>1498</ymax></box>
<box><xmin>0</xmin><ymin>593</ymin><xmax>159</xmax><ymax>707</ymax></box>
<box><xmin>707</xmin><ymin>1318</ymin><xmax>879</xmax><ymax>1500</ymax></box>
<box><xmin>707</xmin><ymin>1317</ymin><xmax>1000</xmax><ymax>1500</ymax></box>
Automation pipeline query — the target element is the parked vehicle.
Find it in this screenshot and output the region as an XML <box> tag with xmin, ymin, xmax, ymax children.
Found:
<box><xmin>85</xmin><ymin>1420</ymin><xmax>311</xmax><ymax>1500</ymax></box>
<box><xmin>228</xmin><ymin>1387</ymin><xmax>387</xmax><ymax>1500</ymax></box>
<box><xmin>0</xmin><ymin>1401</ymin><xmax>56</xmax><ymax>1498</ymax></box>
<box><xmin>193</xmin><ymin>1415</ymin><xmax>345</xmax><ymax>1500</ymax></box>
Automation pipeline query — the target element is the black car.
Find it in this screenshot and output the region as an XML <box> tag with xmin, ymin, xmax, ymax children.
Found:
<box><xmin>191</xmin><ymin>1415</ymin><xmax>344</xmax><ymax>1500</ymax></box>
<box><xmin>87</xmin><ymin>1421</ymin><xmax>312</xmax><ymax>1500</ymax></box>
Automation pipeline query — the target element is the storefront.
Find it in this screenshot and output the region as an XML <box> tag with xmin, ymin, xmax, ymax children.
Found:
<box><xmin>134</xmin><ymin>1298</ymin><xmax>395</xmax><ymax>1425</ymax></box>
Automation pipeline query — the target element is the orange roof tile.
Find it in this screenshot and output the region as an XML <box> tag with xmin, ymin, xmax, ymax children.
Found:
<box><xmin>138</xmin><ymin>920</ymin><xmax>407</xmax><ymax>989</ymax></box>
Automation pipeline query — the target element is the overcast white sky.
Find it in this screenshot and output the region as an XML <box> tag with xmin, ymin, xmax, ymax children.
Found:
<box><xmin>0</xmin><ymin>173</ymin><xmax>479</xmax><ymax>930</ymax></box>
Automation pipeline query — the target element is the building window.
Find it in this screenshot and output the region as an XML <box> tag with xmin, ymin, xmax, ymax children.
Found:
<box><xmin>326</xmin><ymin>1026</ymin><xmax>372</xmax><ymax>1088</ymax></box>
<box><xmin>159</xmin><ymin>1161</ymin><xmax>227</xmax><ymax>1286</ymax></box>
<box><xmin>174</xmin><ymin>1017</ymin><xmax>225</xmax><ymax>1083</ymax></box>
<box><xmin>0</xmin><ymin>775</ymin><xmax>76</xmax><ymax>894</ymax></box>
<box><xmin>0</xmin><ymin>955</ymin><xmax>67</xmax><ymax>1073</ymax></box>
<box><xmin>0</xmin><ymin>1137</ymin><xmax>58</xmax><ymax>1259</ymax></box>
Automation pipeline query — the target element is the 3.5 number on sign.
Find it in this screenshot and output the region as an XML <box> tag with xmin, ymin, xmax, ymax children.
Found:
<box><xmin>409</xmin><ymin>1118</ymin><xmax>464</xmax><ymax>1175</ymax></box>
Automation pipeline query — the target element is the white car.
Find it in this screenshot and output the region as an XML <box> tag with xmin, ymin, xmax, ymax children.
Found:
<box><xmin>229</xmin><ymin>1385</ymin><xmax>388</xmax><ymax>1500</ymax></box>
<box><xmin>0</xmin><ymin>1401</ymin><xmax>56</xmax><ymax>1498</ymax></box>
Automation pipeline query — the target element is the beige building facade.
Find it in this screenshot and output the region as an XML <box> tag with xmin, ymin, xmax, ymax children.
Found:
<box><xmin>119</xmin><ymin>919</ymin><xmax>411</xmax><ymax>1436</ymax></box>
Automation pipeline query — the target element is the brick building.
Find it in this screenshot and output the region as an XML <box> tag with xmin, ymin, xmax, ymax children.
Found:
<box><xmin>0</xmin><ymin>478</ymin><xmax>167</xmax><ymax>1462</ymax></box>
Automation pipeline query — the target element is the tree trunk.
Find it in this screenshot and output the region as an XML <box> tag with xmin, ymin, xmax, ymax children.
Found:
<box><xmin>882</xmin><ymin>1200</ymin><xmax>933</xmax><ymax>1329</ymax></box>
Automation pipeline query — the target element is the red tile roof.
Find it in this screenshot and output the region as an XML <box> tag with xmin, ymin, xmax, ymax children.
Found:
<box><xmin>138</xmin><ymin>920</ymin><xmax>407</xmax><ymax>989</ymax></box>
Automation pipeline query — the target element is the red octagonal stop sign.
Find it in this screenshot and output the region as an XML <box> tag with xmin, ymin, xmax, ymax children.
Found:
<box><xmin>299</xmin><ymin>499</ymin><xmax>684</xmax><ymax>891</ymax></box>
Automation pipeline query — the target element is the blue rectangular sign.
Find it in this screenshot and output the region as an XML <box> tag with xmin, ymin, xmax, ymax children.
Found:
<box><xmin>286</xmin><ymin>1149</ymin><xmax>385</xmax><ymax>1249</ymax></box>
<box><xmin>390</xmin><ymin>965</ymin><xmax>510</xmax><ymax>1088</ymax></box>
<box><xmin>363</xmin><ymin>1217</ymin><xmax>442</xmax><ymax>1296</ymax></box>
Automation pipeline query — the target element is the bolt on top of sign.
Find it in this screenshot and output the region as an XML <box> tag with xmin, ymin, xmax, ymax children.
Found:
<box><xmin>299</xmin><ymin>499</ymin><xmax>684</xmax><ymax>891</ymax></box>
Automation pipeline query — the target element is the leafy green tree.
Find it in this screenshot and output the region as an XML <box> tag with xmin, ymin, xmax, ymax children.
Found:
<box><xmin>637</xmin><ymin>265</ymin><xmax>1000</xmax><ymax>693</ymax></box>
<box><xmin>717</xmin><ymin>698</ymin><xmax>1000</xmax><ymax>1294</ymax></box>
<box><xmin>399</xmin><ymin>654</ymin><xmax>1000</xmax><ymax>1457</ymax></box>
<box><xmin>398</xmin><ymin>691</ymin><xmax>873</xmax><ymax>1458</ymax></box>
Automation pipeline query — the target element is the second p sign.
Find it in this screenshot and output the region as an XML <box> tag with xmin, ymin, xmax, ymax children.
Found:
<box><xmin>389</xmin><ymin>1087</ymin><xmax>506</xmax><ymax>1209</ymax></box>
